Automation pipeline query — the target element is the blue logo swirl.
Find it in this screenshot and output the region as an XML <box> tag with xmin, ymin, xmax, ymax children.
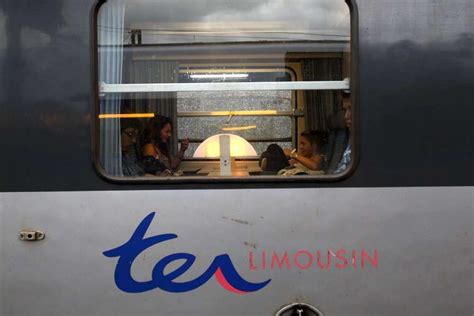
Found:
<box><xmin>103</xmin><ymin>212</ymin><xmax>271</xmax><ymax>294</ymax></box>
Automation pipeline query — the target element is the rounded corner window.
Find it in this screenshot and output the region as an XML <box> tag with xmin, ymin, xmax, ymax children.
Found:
<box><xmin>94</xmin><ymin>0</ymin><xmax>356</xmax><ymax>183</ymax></box>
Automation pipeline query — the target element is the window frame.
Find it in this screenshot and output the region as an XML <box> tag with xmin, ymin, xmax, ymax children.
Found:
<box><xmin>91</xmin><ymin>0</ymin><xmax>359</xmax><ymax>184</ymax></box>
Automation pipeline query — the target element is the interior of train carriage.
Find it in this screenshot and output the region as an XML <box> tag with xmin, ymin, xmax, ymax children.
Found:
<box><xmin>96</xmin><ymin>0</ymin><xmax>352</xmax><ymax>179</ymax></box>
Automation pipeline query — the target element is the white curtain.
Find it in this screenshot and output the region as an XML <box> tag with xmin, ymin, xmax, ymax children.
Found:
<box><xmin>98</xmin><ymin>0</ymin><xmax>125</xmax><ymax>176</ymax></box>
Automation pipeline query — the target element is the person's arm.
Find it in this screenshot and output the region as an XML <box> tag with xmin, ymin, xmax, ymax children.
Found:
<box><xmin>171</xmin><ymin>138</ymin><xmax>189</xmax><ymax>170</ymax></box>
<box><xmin>290</xmin><ymin>152</ymin><xmax>323</xmax><ymax>170</ymax></box>
<box><xmin>171</xmin><ymin>151</ymin><xmax>184</xmax><ymax>170</ymax></box>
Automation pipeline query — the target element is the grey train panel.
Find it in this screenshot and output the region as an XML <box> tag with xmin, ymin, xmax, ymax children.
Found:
<box><xmin>0</xmin><ymin>188</ymin><xmax>472</xmax><ymax>315</ymax></box>
<box><xmin>0</xmin><ymin>0</ymin><xmax>473</xmax><ymax>315</ymax></box>
<box><xmin>0</xmin><ymin>0</ymin><xmax>472</xmax><ymax>191</ymax></box>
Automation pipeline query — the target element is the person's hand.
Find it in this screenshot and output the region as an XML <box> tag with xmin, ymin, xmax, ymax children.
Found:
<box><xmin>180</xmin><ymin>138</ymin><xmax>189</xmax><ymax>152</ymax></box>
<box><xmin>160</xmin><ymin>169</ymin><xmax>173</xmax><ymax>176</ymax></box>
<box><xmin>283</xmin><ymin>148</ymin><xmax>293</xmax><ymax>157</ymax></box>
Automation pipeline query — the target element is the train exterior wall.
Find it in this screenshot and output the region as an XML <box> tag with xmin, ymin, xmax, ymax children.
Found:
<box><xmin>0</xmin><ymin>0</ymin><xmax>472</xmax><ymax>315</ymax></box>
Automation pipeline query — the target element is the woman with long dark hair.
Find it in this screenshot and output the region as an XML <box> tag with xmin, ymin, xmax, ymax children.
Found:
<box><xmin>142</xmin><ymin>115</ymin><xmax>189</xmax><ymax>176</ymax></box>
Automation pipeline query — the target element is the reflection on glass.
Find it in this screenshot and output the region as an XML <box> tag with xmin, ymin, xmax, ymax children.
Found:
<box><xmin>121</xmin><ymin>0</ymin><xmax>350</xmax><ymax>45</ymax></box>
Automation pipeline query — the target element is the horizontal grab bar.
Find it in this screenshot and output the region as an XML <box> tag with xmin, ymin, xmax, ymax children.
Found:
<box><xmin>99</xmin><ymin>79</ymin><xmax>350</xmax><ymax>93</ymax></box>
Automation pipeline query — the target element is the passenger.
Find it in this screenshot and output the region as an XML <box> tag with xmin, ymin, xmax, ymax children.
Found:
<box><xmin>259</xmin><ymin>144</ymin><xmax>290</xmax><ymax>173</ymax></box>
<box><xmin>142</xmin><ymin>115</ymin><xmax>189</xmax><ymax>176</ymax></box>
<box><xmin>334</xmin><ymin>92</ymin><xmax>352</xmax><ymax>173</ymax></box>
<box><xmin>281</xmin><ymin>130</ymin><xmax>328</xmax><ymax>174</ymax></box>
<box><xmin>120</xmin><ymin>118</ymin><xmax>145</xmax><ymax>177</ymax></box>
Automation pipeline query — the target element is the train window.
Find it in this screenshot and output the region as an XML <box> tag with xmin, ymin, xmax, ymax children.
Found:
<box><xmin>95</xmin><ymin>0</ymin><xmax>353</xmax><ymax>181</ymax></box>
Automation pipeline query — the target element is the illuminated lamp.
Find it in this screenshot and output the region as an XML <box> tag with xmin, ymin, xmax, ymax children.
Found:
<box><xmin>193</xmin><ymin>134</ymin><xmax>257</xmax><ymax>176</ymax></box>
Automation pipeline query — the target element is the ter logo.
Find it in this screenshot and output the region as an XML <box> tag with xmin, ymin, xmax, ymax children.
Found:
<box><xmin>103</xmin><ymin>212</ymin><xmax>271</xmax><ymax>294</ymax></box>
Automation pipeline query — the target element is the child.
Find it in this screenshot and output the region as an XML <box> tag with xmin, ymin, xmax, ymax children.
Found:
<box><xmin>281</xmin><ymin>130</ymin><xmax>328</xmax><ymax>175</ymax></box>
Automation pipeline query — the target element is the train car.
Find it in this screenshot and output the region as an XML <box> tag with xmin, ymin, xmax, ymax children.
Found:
<box><xmin>0</xmin><ymin>0</ymin><xmax>472</xmax><ymax>315</ymax></box>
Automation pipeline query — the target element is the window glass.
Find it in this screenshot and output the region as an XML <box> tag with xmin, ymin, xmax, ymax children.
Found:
<box><xmin>96</xmin><ymin>0</ymin><xmax>352</xmax><ymax>179</ymax></box>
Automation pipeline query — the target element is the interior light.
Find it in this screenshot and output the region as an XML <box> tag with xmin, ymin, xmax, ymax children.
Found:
<box><xmin>209</xmin><ymin>110</ymin><xmax>277</xmax><ymax>116</ymax></box>
<box><xmin>222</xmin><ymin>125</ymin><xmax>257</xmax><ymax>131</ymax></box>
<box><xmin>190</xmin><ymin>74</ymin><xmax>249</xmax><ymax>80</ymax></box>
<box><xmin>193</xmin><ymin>134</ymin><xmax>257</xmax><ymax>176</ymax></box>
<box><xmin>193</xmin><ymin>134</ymin><xmax>257</xmax><ymax>158</ymax></box>
<box><xmin>99</xmin><ymin>113</ymin><xmax>155</xmax><ymax>119</ymax></box>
